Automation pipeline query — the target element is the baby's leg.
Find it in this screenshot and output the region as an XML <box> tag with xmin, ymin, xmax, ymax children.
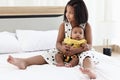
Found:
<box><xmin>65</xmin><ymin>55</ymin><xmax>79</xmax><ymax>67</ymax></box>
<box><xmin>55</xmin><ymin>52</ymin><xmax>65</xmax><ymax>66</ymax></box>
<box><xmin>7</xmin><ymin>55</ymin><xmax>47</xmax><ymax>69</ymax></box>
<box><xmin>80</xmin><ymin>57</ymin><xmax>96</xmax><ymax>79</ymax></box>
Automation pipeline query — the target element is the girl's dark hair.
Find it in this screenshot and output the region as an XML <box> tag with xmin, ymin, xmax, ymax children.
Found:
<box><xmin>64</xmin><ymin>0</ymin><xmax>88</xmax><ymax>24</ymax></box>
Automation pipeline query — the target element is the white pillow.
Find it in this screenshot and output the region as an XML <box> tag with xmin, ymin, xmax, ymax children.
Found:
<box><xmin>16</xmin><ymin>30</ymin><xmax>58</xmax><ymax>52</ymax></box>
<box><xmin>0</xmin><ymin>31</ymin><xmax>22</xmax><ymax>53</ymax></box>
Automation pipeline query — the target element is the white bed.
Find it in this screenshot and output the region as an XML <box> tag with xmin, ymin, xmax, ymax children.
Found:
<box><xmin>1</xmin><ymin>50</ymin><xmax>120</xmax><ymax>80</ymax></box>
<box><xmin>0</xmin><ymin>7</ymin><xmax>120</xmax><ymax>80</ymax></box>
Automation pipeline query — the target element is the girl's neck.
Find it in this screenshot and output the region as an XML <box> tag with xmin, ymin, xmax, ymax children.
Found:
<box><xmin>70</xmin><ymin>21</ymin><xmax>78</xmax><ymax>28</ymax></box>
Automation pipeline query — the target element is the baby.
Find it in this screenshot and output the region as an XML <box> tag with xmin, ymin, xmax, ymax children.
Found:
<box><xmin>55</xmin><ymin>26</ymin><xmax>87</xmax><ymax>67</ymax></box>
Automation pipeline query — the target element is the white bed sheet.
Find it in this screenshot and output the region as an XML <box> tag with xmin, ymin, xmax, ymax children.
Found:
<box><xmin>0</xmin><ymin>51</ymin><xmax>120</xmax><ymax>80</ymax></box>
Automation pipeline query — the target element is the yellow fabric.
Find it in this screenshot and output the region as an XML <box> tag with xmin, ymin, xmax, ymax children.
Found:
<box><xmin>63</xmin><ymin>37</ymin><xmax>87</xmax><ymax>62</ymax></box>
<box><xmin>63</xmin><ymin>37</ymin><xmax>87</xmax><ymax>48</ymax></box>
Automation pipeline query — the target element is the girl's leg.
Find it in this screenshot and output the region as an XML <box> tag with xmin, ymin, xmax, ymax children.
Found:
<box><xmin>55</xmin><ymin>53</ymin><xmax>65</xmax><ymax>66</ymax></box>
<box><xmin>80</xmin><ymin>57</ymin><xmax>96</xmax><ymax>79</ymax></box>
<box><xmin>7</xmin><ymin>55</ymin><xmax>47</xmax><ymax>69</ymax></box>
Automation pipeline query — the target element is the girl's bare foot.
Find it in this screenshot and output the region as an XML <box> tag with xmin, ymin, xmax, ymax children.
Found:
<box><xmin>80</xmin><ymin>67</ymin><xmax>96</xmax><ymax>79</ymax></box>
<box><xmin>7</xmin><ymin>55</ymin><xmax>27</xmax><ymax>69</ymax></box>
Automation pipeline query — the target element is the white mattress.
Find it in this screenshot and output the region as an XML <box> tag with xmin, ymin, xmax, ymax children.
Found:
<box><xmin>0</xmin><ymin>51</ymin><xmax>120</xmax><ymax>80</ymax></box>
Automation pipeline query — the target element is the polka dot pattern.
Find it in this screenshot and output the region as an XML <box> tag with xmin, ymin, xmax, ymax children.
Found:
<box><xmin>41</xmin><ymin>22</ymin><xmax>99</xmax><ymax>66</ymax></box>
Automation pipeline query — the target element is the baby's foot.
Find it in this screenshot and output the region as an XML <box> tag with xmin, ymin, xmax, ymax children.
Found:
<box><xmin>55</xmin><ymin>63</ymin><xmax>65</xmax><ymax>67</ymax></box>
<box><xmin>80</xmin><ymin>67</ymin><xmax>96</xmax><ymax>79</ymax></box>
<box><xmin>7</xmin><ymin>55</ymin><xmax>27</xmax><ymax>69</ymax></box>
<box><xmin>65</xmin><ymin>63</ymin><xmax>72</xmax><ymax>67</ymax></box>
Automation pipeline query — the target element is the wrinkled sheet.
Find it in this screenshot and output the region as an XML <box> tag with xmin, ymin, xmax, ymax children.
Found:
<box><xmin>0</xmin><ymin>51</ymin><xmax>120</xmax><ymax>80</ymax></box>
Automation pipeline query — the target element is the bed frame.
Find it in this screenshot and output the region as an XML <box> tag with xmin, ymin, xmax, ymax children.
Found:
<box><xmin>0</xmin><ymin>6</ymin><xmax>64</xmax><ymax>32</ymax></box>
<box><xmin>0</xmin><ymin>6</ymin><xmax>64</xmax><ymax>17</ymax></box>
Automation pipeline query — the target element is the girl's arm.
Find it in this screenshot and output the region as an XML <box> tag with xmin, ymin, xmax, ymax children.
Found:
<box><xmin>56</xmin><ymin>22</ymin><xmax>70</xmax><ymax>54</ymax></box>
<box><xmin>84</xmin><ymin>22</ymin><xmax>92</xmax><ymax>49</ymax></box>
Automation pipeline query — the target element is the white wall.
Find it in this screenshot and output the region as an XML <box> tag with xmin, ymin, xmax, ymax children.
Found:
<box><xmin>92</xmin><ymin>0</ymin><xmax>120</xmax><ymax>46</ymax></box>
<box><xmin>0</xmin><ymin>0</ymin><xmax>120</xmax><ymax>46</ymax></box>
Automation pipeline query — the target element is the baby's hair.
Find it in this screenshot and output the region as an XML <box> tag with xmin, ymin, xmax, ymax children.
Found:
<box><xmin>72</xmin><ymin>25</ymin><xmax>84</xmax><ymax>31</ymax></box>
<box><xmin>64</xmin><ymin>0</ymin><xmax>88</xmax><ymax>25</ymax></box>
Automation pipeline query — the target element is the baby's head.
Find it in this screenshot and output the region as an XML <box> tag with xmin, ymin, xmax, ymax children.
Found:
<box><xmin>71</xmin><ymin>26</ymin><xmax>84</xmax><ymax>40</ymax></box>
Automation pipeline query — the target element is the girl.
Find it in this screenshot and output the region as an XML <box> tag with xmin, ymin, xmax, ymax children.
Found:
<box><xmin>7</xmin><ymin>0</ymin><xmax>97</xmax><ymax>79</ymax></box>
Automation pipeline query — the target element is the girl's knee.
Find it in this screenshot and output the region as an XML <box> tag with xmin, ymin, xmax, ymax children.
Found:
<box><xmin>55</xmin><ymin>52</ymin><xmax>63</xmax><ymax>57</ymax></box>
<box><xmin>84</xmin><ymin>56</ymin><xmax>91</xmax><ymax>62</ymax></box>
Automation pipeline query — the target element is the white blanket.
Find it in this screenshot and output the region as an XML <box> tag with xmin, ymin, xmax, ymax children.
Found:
<box><xmin>0</xmin><ymin>51</ymin><xmax>120</xmax><ymax>80</ymax></box>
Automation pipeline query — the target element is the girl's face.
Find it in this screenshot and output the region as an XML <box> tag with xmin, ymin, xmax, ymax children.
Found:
<box><xmin>71</xmin><ymin>27</ymin><xmax>84</xmax><ymax>40</ymax></box>
<box><xmin>66</xmin><ymin>5</ymin><xmax>75</xmax><ymax>23</ymax></box>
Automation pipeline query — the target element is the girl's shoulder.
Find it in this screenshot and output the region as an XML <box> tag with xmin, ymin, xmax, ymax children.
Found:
<box><xmin>81</xmin><ymin>22</ymin><xmax>91</xmax><ymax>29</ymax></box>
<box><xmin>59</xmin><ymin>21</ymin><xmax>69</xmax><ymax>30</ymax></box>
<box><xmin>58</xmin><ymin>22</ymin><xmax>65</xmax><ymax>31</ymax></box>
<box><xmin>85</xmin><ymin>22</ymin><xmax>91</xmax><ymax>28</ymax></box>
<box><xmin>59</xmin><ymin>22</ymin><xmax>65</xmax><ymax>28</ymax></box>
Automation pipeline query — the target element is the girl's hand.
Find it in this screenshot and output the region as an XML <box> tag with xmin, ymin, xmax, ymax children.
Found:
<box><xmin>61</xmin><ymin>44</ymin><xmax>70</xmax><ymax>55</ymax></box>
<box><xmin>68</xmin><ymin>43</ymin><xmax>91</xmax><ymax>56</ymax></box>
<box><xmin>68</xmin><ymin>47</ymin><xmax>80</xmax><ymax>56</ymax></box>
<box><xmin>81</xmin><ymin>43</ymin><xmax>90</xmax><ymax>51</ymax></box>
